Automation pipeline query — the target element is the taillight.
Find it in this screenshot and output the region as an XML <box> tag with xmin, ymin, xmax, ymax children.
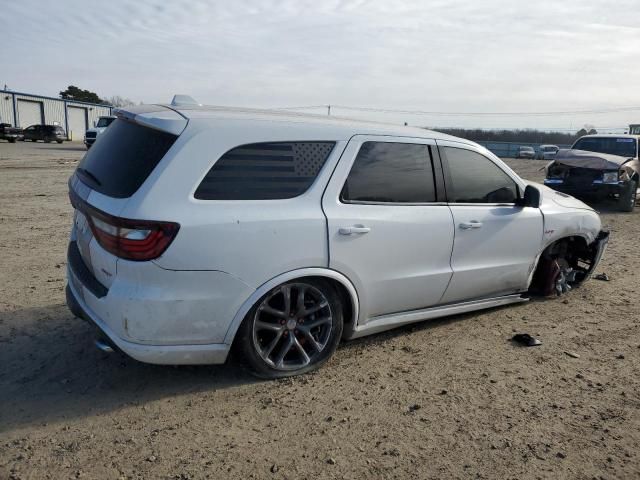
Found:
<box><xmin>88</xmin><ymin>214</ymin><xmax>179</xmax><ymax>261</ymax></box>
<box><xmin>70</xmin><ymin>190</ymin><xmax>179</xmax><ymax>261</ymax></box>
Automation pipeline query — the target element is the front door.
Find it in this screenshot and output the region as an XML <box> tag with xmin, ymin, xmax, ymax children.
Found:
<box><xmin>322</xmin><ymin>136</ymin><xmax>454</xmax><ymax>323</ymax></box>
<box><xmin>437</xmin><ymin>141</ymin><xmax>543</xmax><ymax>304</ymax></box>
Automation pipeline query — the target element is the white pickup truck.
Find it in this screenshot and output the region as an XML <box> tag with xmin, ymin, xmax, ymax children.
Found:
<box><xmin>84</xmin><ymin>116</ymin><xmax>116</xmax><ymax>149</ymax></box>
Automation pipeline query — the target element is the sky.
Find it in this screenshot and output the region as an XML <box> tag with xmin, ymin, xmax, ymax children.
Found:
<box><xmin>2</xmin><ymin>0</ymin><xmax>639</xmax><ymax>131</ymax></box>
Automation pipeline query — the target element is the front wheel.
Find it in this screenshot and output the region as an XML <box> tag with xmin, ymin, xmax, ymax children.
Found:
<box><xmin>619</xmin><ymin>180</ymin><xmax>637</xmax><ymax>212</ymax></box>
<box><xmin>56</xmin><ymin>140</ymin><xmax>63</xmax><ymax>144</ymax></box>
<box><xmin>236</xmin><ymin>279</ymin><xmax>343</xmax><ymax>378</ymax></box>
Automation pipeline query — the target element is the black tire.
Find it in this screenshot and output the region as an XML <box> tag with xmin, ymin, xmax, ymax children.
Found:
<box><xmin>44</xmin><ymin>138</ymin><xmax>51</xmax><ymax>143</ymax></box>
<box><xmin>8</xmin><ymin>138</ymin><xmax>16</xmax><ymax>143</ymax></box>
<box><xmin>619</xmin><ymin>180</ymin><xmax>637</xmax><ymax>212</ymax></box>
<box><xmin>236</xmin><ymin>278</ymin><xmax>343</xmax><ymax>378</ymax></box>
<box><xmin>57</xmin><ymin>140</ymin><xmax>63</xmax><ymax>144</ymax></box>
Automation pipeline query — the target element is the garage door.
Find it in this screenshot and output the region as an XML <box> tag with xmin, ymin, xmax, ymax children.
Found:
<box><xmin>67</xmin><ymin>106</ymin><xmax>88</xmax><ymax>141</ymax></box>
<box><xmin>17</xmin><ymin>100</ymin><xmax>43</xmax><ymax>128</ymax></box>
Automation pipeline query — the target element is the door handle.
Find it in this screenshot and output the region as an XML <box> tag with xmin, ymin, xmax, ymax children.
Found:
<box><xmin>459</xmin><ymin>221</ymin><xmax>483</xmax><ymax>230</ymax></box>
<box><xmin>339</xmin><ymin>225</ymin><xmax>371</xmax><ymax>235</ymax></box>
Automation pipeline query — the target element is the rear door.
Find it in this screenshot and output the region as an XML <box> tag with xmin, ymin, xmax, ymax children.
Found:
<box><xmin>322</xmin><ymin>135</ymin><xmax>454</xmax><ymax>323</ymax></box>
<box><xmin>437</xmin><ymin>141</ymin><xmax>543</xmax><ymax>303</ymax></box>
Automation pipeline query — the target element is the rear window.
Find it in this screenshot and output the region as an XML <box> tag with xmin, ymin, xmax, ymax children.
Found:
<box><xmin>76</xmin><ymin>119</ymin><xmax>178</xmax><ymax>198</ymax></box>
<box><xmin>96</xmin><ymin>117</ymin><xmax>115</xmax><ymax>128</ymax></box>
<box><xmin>573</xmin><ymin>137</ymin><xmax>637</xmax><ymax>158</ymax></box>
<box><xmin>194</xmin><ymin>142</ymin><xmax>335</xmax><ymax>200</ymax></box>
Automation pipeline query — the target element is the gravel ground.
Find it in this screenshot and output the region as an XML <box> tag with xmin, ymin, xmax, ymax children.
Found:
<box><xmin>0</xmin><ymin>142</ymin><xmax>639</xmax><ymax>480</ymax></box>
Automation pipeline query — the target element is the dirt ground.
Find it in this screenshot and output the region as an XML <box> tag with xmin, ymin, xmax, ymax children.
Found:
<box><xmin>0</xmin><ymin>141</ymin><xmax>638</xmax><ymax>480</ymax></box>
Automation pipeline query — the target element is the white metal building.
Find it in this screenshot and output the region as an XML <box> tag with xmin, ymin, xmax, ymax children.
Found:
<box><xmin>0</xmin><ymin>89</ymin><xmax>113</xmax><ymax>141</ymax></box>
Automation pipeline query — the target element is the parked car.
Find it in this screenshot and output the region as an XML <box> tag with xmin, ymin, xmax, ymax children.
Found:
<box><xmin>516</xmin><ymin>146</ymin><xmax>536</xmax><ymax>159</ymax></box>
<box><xmin>537</xmin><ymin>144</ymin><xmax>559</xmax><ymax>160</ymax></box>
<box><xmin>22</xmin><ymin>124</ymin><xmax>66</xmax><ymax>143</ymax></box>
<box><xmin>544</xmin><ymin>135</ymin><xmax>640</xmax><ymax>212</ymax></box>
<box><xmin>0</xmin><ymin>123</ymin><xmax>23</xmax><ymax>143</ymax></box>
<box><xmin>84</xmin><ymin>115</ymin><xmax>116</xmax><ymax>149</ymax></box>
<box><xmin>66</xmin><ymin>103</ymin><xmax>609</xmax><ymax>378</ymax></box>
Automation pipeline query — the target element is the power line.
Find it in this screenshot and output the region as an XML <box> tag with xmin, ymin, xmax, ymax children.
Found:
<box><xmin>274</xmin><ymin>104</ymin><xmax>640</xmax><ymax>117</ymax></box>
<box><xmin>429</xmin><ymin>126</ymin><xmax>627</xmax><ymax>132</ymax></box>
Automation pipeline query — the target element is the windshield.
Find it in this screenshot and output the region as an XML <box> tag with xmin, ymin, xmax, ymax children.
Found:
<box><xmin>96</xmin><ymin>117</ymin><xmax>115</xmax><ymax>128</ymax></box>
<box><xmin>573</xmin><ymin>137</ymin><xmax>637</xmax><ymax>158</ymax></box>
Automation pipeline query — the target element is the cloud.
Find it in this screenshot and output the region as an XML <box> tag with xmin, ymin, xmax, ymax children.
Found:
<box><xmin>2</xmin><ymin>0</ymin><xmax>639</xmax><ymax>129</ymax></box>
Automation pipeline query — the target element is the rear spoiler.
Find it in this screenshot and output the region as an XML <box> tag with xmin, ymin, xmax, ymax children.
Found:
<box><xmin>114</xmin><ymin>105</ymin><xmax>188</xmax><ymax>136</ymax></box>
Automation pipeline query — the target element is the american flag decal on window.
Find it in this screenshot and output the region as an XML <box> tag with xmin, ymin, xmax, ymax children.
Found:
<box><xmin>195</xmin><ymin>142</ymin><xmax>335</xmax><ymax>200</ymax></box>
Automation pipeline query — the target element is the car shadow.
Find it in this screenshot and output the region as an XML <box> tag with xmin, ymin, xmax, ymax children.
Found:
<box><xmin>35</xmin><ymin>145</ymin><xmax>87</xmax><ymax>152</ymax></box>
<box><xmin>0</xmin><ymin>304</ymin><xmax>256</xmax><ymax>433</ymax></box>
<box><xmin>0</xmin><ymin>299</ymin><xmax>531</xmax><ymax>433</ymax></box>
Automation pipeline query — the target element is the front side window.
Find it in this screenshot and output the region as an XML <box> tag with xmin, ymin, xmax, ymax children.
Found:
<box><xmin>442</xmin><ymin>147</ymin><xmax>518</xmax><ymax>203</ymax></box>
<box><xmin>341</xmin><ymin>142</ymin><xmax>436</xmax><ymax>203</ymax></box>
<box><xmin>195</xmin><ymin>142</ymin><xmax>335</xmax><ymax>200</ymax></box>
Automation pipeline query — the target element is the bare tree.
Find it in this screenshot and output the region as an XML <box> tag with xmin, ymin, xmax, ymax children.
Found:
<box><xmin>105</xmin><ymin>95</ymin><xmax>137</xmax><ymax>107</ymax></box>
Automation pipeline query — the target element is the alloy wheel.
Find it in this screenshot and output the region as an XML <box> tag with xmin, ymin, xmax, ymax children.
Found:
<box><xmin>252</xmin><ymin>283</ymin><xmax>333</xmax><ymax>371</ymax></box>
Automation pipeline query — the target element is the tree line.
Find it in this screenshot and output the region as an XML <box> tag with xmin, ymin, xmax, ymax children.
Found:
<box><xmin>430</xmin><ymin>127</ymin><xmax>598</xmax><ymax>145</ymax></box>
<box><xmin>59</xmin><ymin>85</ymin><xmax>136</xmax><ymax>107</ymax></box>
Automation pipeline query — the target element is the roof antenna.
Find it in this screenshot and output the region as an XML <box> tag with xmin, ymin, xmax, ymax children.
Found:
<box><xmin>170</xmin><ymin>95</ymin><xmax>201</xmax><ymax>107</ymax></box>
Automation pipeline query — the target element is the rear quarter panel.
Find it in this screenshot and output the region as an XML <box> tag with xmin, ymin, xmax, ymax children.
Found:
<box><xmin>123</xmin><ymin>119</ymin><xmax>349</xmax><ymax>288</ymax></box>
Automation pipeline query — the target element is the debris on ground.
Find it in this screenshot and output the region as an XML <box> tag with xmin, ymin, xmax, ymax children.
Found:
<box><xmin>594</xmin><ymin>273</ymin><xmax>610</xmax><ymax>281</ymax></box>
<box><xmin>512</xmin><ymin>333</ymin><xmax>542</xmax><ymax>347</ymax></box>
<box><xmin>564</xmin><ymin>351</ymin><xmax>580</xmax><ymax>359</ymax></box>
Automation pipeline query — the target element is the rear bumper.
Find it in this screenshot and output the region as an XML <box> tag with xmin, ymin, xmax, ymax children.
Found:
<box><xmin>65</xmin><ymin>238</ymin><xmax>254</xmax><ymax>365</ymax></box>
<box><xmin>66</xmin><ymin>282</ymin><xmax>232</xmax><ymax>365</ymax></box>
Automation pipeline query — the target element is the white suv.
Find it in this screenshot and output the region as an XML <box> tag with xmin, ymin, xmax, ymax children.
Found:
<box><xmin>66</xmin><ymin>103</ymin><xmax>609</xmax><ymax>377</ymax></box>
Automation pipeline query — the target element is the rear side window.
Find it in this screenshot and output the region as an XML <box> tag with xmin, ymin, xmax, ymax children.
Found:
<box><xmin>76</xmin><ymin>119</ymin><xmax>177</xmax><ymax>198</ymax></box>
<box><xmin>441</xmin><ymin>147</ymin><xmax>518</xmax><ymax>203</ymax></box>
<box><xmin>195</xmin><ymin>142</ymin><xmax>335</xmax><ymax>200</ymax></box>
<box><xmin>341</xmin><ymin>142</ymin><xmax>436</xmax><ymax>203</ymax></box>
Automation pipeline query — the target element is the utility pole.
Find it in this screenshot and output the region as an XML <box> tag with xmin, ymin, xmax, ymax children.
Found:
<box><xmin>327</xmin><ymin>105</ymin><xmax>331</xmax><ymax>116</ymax></box>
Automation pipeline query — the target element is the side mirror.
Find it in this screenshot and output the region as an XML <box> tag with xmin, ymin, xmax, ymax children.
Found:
<box><xmin>93</xmin><ymin>120</ymin><xmax>97</xmax><ymax>127</ymax></box>
<box><xmin>517</xmin><ymin>185</ymin><xmax>541</xmax><ymax>208</ymax></box>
